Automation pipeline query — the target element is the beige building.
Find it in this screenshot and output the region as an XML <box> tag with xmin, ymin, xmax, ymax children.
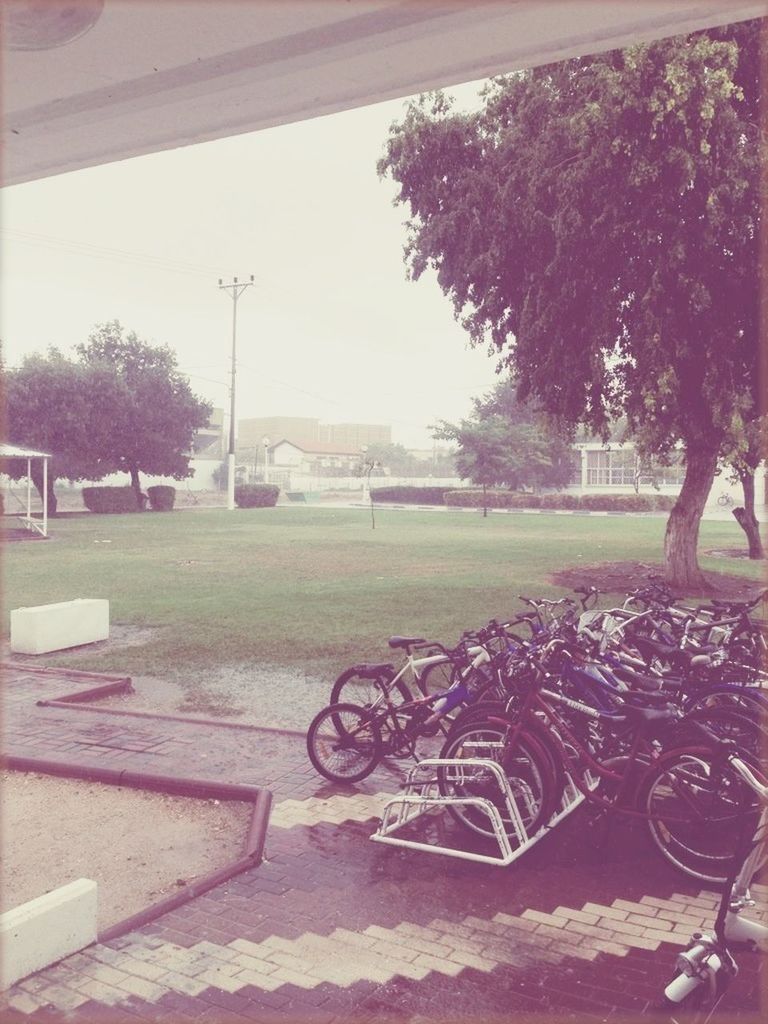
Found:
<box><xmin>237</xmin><ymin>417</ymin><xmax>390</xmax><ymax>456</ymax></box>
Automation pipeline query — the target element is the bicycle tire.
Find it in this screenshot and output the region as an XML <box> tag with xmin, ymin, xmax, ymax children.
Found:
<box><xmin>417</xmin><ymin>659</ymin><xmax>456</xmax><ymax>697</ymax></box>
<box><xmin>674</xmin><ymin>706</ymin><xmax>766</xmax><ymax>760</ymax></box>
<box><xmin>437</xmin><ymin>721</ymin><xmax>555</xmax><ymax>841</ymax></box>
<box><xmin>640</xmin><ymin>745</ymin><xmax>761</xmax><ymax>883</ymax></box>
<box><xmin>306</xmin><ymin>702</ymin><xmax>382</xmax><ymax>784</ymax></box>
<box><xmin>330</xmin><ymin>667</ymin><xmax>412</xmax><ymax>710</ymax></box>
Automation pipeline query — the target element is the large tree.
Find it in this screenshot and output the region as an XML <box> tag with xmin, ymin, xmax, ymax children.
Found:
<box><xmin>4</xmin><ymin>349</ymin><xmax>122</xmax><ymax>514</ymax></box>
<box><xmin>379</xmin><ymin>21</ymin><xmax>762</xmax><ymax>589</ymax></box>
<box><xmin>77</xmin><ymin>322</ymin><xmax>212</xmax><ymax>502</ymax></box>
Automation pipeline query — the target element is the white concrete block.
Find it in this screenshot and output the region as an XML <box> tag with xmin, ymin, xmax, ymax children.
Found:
<box><xmin>10</xmin><ymin>599</ymin><xmax>109</xmax><ymax>654</ymax></box>
<box><xmin>0</xmin><ymin>878</ymin><xmax>98</xmax><ymax>989</ymax></box>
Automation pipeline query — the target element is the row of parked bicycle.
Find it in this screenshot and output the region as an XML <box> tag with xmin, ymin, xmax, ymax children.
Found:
<box><xmin>306</xmin><ymin>577</ymin><xmax>767</xmax><ymax>1018</ymax></box>
<box><xmin>307</xmin><ymin>577</ymin><xmax>767</xmax><ymax>882</ymax></box>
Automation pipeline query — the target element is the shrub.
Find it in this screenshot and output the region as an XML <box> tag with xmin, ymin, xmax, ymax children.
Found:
<box><xmin>0</xmin><ymin>492</ymin><xmax>4</xmax><ymax>515</ymax></box>
<box><xmin>147</xmin><ymin>485</ymin><xmax>176</xmax><ymax>511</ymax></box>
<box><xmin>579</xmin><ymin>493</ymin><xmax>653</xmax><ymax>512</ymax></box>
<box><xmin>234</xmin><ymin>484</ymin><xmax>279</xmax><ymax>508</ymax></box>
<box><xmin>82</xmin><ymin>486</ymin><xmax>140</xmax><ymax>513</ymax></box>
<box><xmin>653</xmin><ymin>494</ymin><xmax>676</xmax><ymax>511</ymax></box>
<box><xmin>369</xmin><ymin>486</ymin><xmax>450</xmax><ymax>505</ymax></box>
<box><xmin>444</xmin><ymin>490</ymin><xmax>541</xmax><ymax>509</ymax></box>
<box><xmin>540</xmin><ymin>492</ymin><xmax>581</xmax><ymax>510</ymax></box>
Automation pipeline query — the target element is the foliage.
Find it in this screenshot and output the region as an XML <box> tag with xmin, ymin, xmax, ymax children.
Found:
<box><xmin>369</xmin><ymin>486</ymin><xmax>453</xmax><ymax>504</ymax></box>
<box><xmin>147</xmin><ymin>486</ymin><xmax>176</xmax><ymax>511</ymax></box>
<box><xmin>434</xmin><ymin>377</ymin><xmax>575</xmax><ymax>492</ymax></box>
<box><xmin>379</xmin><ymin>22</ymin><xmax>761</xmax><ymax>585</ymax></box>
<box><xmin>82</xmin><ymin>486</ymin><xmax>140</xmax><ymax>514</ymax></box>
<box><xmin>4</xmin><ymin>349</ymin><xmax>124</xmax><ymax>512</ymax></box>
<box><xmin>77</xmin><ymin>321</ymin><xmax>212</xmax><ymax>499</ymax></box>
<box><xmin>444</xmin><ymin>490</ymin><xmax>674</xmax><ymax>512</ymax></box>
<box><xmin>234</xmin><ymin>484</ymin><xmax>280</xmax><ymax>508</ymax></box>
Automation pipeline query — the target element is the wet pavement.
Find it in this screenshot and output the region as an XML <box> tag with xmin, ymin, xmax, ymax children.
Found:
<box><xmin>1</xmin><ymin>663</ymin><xmax>765</xmax><ymax>1023</ymax></box>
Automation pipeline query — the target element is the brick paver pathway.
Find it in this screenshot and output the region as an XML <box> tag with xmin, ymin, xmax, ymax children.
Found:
<box><xmin>2</xmin><ymin>665</ymin><xmax>764</xmax><ymax>1023</ymax></box>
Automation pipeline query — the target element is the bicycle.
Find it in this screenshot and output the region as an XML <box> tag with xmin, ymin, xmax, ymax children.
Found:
<box><xmin>717</xmin><ymin>492</ymin><xmax>735</xmax><ymax>509</ymax></box>
<box><xmin>307</xmin><ymin>642</ymin><xmax>496</xmax><ymax>784</ymax></box>
<box><xmin>437</xmin><ymin>637</ymin><xmax>763</xmax><ymax>881</ymax></box>
<box><xmin>661</xmin><ymin>749</ymin><xmax>768</xmax><ymax>1019</ymax></box>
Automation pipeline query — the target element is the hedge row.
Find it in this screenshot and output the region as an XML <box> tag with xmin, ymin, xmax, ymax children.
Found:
<box><xmin>444</xmin><ymin>490</ymin><xmax>676</xmax><ymax>512</ymax></box>
<box><xmin>234</xmin><ymin>484</ymin><xmax>280</xmax><ymax>508</ymax></box>
<box><xmin>82</xmin><ymin>485</ymin><xmax>178</xmax><ymax>512</ymax></box>
<box><xmin>369</xmin><ymin>486</ymin><xmax>452</xmax><ymax>505</ymax></box>
<box><xmin>82</xmin><ymin>486</ymin><xmax>140</xmax><ymax>513</ymax></box>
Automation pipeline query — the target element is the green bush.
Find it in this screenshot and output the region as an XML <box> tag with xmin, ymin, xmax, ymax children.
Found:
<box><xmin>443</xmin><ymin>489</ymin><xmax>670</xmax><ymax>512</ymax></box>
<box><xmin>147</xmin><ymin>485</ymin><xmax>176</xmax><ymax>511</ymax></box>
<box><xmin>444</xmin><ymin>490</ymin><xmax>541</xmax><ymax>508</ymax></box>
<box><xmin>579</xmin><ymin>493</ymin><xmax>653</xmax><ymax>512</ymax></box>
<box><xmin>82</xmin><ymin>486</ymin><xmax>140</xmax><ymax>513</ymax></box>
<box><xmin>653</xmin><ymin>494</ymin><xmax>676</xmax><ymax>511</ymax></box>
<box><xmin>540</xmin><ymin>492</ymin><xmax>581</xmax><ymax>510</ymax></box>
<box><xmin>369</xmin><ymin>486</ymin><xmax>451</xmax><ymax>505</ymax></box>
<box><xmin>234</xmin><ymin>484</ymin><xmax>279</xmax><ymax>508</ymax></box>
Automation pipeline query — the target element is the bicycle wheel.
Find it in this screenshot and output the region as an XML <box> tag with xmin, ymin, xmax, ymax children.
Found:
<box><xmin>437</xmin><ymin>722</ymin><xmax>554</xmax><ymax>841</ymax></box>
<box><xmin>330</xmin><ymin>667</ymin><xmax>412</xmax><ymax>709</ymax></box>
<box><xmin>417</xmin><ymin>658</ymin><xmax>456</xmax><ymax>697</ymax></box>
<box><xmin>641</xmin><ymin>747</ymin><xmax>760</xmax><ymax>883</ymax></box>
<box><xmin>306</xmin><ymin>703</ymin><xmax>382</xmax><ymax>784</ymax></box>
<box><xmin>675</xmin><ymin>706</ymin><xmax>765</xmax><ymax>760</ymax></box>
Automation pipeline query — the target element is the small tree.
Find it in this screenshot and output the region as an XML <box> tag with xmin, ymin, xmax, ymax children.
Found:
<box><xmin>4</xmin><ymin>349</ymin><xmax>122</xmax><ymax>513</ymax></box>
<box><xmin>77</xmin><ymin>322</ymin><xmax>212</xmax><ymax>503</ymax></box>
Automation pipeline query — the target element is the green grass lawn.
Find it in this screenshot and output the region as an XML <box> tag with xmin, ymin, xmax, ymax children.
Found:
<box><xmin>3</xmin><ymin>508</ymin><xmax>765</xmax><ymax>684</ymax></box>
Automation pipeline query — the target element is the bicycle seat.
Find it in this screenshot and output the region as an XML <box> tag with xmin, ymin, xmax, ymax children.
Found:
<box><xmin>388</xmin><ymin>635</ymin><xmax>426</xmax><ymax>649</ymax></box>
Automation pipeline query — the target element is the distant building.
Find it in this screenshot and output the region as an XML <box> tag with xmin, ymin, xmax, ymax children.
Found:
<box><xmin>269</xmin><ymin>439</ymin><xmax>362</xmax><ymax>475</ymax></box>
<box><xmin>237</xmin><ymin>416</ymin><xmax>390</xmax><ymax>457</ymax></box>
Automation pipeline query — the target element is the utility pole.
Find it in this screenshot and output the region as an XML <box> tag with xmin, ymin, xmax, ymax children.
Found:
<box><xmin>219</xmin><ymin>275</ymin><xmax>254</xmax><ymax>510</ymax></box>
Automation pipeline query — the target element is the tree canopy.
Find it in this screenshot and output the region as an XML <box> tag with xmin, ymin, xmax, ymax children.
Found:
<box><xmin>4</xmin><ymin>349</ymin><xmax>123</xmax><ymax>513</ymax></box>
<box><xmin>379</xmin><ymin>21</ymin><xmax>762</xmax><ymax>587</ymax></box>
<box><xmin>4</xmin><ymin>322</ymin><xmax>212</xmax><ymax>510</ymax></box>
<box><xmin>433</xmin><ymin>377</ymin><xmax>575</xmax><ymax>492</ymax></box>
<box><xmin>77</xmin><ymin>321</ymin><xmax>212</xmax><ymax>499</ymax></box>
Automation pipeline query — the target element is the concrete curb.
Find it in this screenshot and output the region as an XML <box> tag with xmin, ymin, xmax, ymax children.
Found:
<box><xmin>2</xmin><ymin>755</ymin><xmax>273</xmax><ymax>945</ymax></box>
<box><xmin>3</xmin><ymin>662</ymin><xmax>308</xmax><ymax>738</ymax></box>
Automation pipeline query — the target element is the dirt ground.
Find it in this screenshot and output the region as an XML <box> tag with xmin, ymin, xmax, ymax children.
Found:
<box><xmin>0</xmin><ymin>771</ymin><xmax>252</xmax><ymax>931</ymax></box>
<box><xmin>550</xmin><ymin>559</ymin><xmax>767</xmax><ymax>599</ymax></box>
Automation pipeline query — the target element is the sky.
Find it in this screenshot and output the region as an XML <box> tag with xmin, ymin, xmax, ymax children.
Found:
<box><xmin>0</xmin><ymin>81</ymin><xmax>502</xmax><ymax>450</ymax></box>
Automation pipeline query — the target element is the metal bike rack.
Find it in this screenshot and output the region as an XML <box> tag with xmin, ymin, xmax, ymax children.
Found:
<box><xmin>370</xmin><ymin>755</ymin><xmax>588</xmax><ymax>866</ymax></box>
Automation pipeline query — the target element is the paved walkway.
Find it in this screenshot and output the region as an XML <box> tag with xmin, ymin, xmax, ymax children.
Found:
<box><xmin>2</xmin><ymin>664</ymin><xmax>765</xmax><ymax>1023</ymax></box>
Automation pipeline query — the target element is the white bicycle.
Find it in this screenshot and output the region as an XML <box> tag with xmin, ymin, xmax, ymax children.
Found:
<box><xmin>661</xmin><ymin>750</ymin><xmax>768</xmax><ymax>1020</ymax></box>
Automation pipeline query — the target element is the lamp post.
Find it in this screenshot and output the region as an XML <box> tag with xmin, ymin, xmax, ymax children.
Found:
<box><xmin>219</xmin><ymin>275</ymin><xmax>254</xmax><ymax>510</ymax></box>
<box><xmin>360</xmin><ymin>445</ymin><xmax>377</xmax><ymax>530</ymax></box>
<box><xmin>262</xmin><ymin>435</ymin><xmax>271</xmax><ymax>484</ymax></box>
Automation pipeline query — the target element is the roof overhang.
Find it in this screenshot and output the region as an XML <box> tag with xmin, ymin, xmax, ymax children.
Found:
<box><xmin>0</xmin><ymin>443</ymin><xmax>51</xmax><ymax>459</ymax></box>
<box><xmin>3</xmin><ymin>0</ymin><xmax>767</xmax><ymax>187</ymax></box>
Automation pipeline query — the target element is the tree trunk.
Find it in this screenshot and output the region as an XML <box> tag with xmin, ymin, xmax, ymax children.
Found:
<box><xmin>732</xmin><ymin>470</ymin><xmax>764</xmax><ymax>559</ymax></box>
<box><xmin>29</xmin><ymin>462</ymin><xmax>57</xmax><ymax>516</ymax></box>
<box><xmin>663</xmin><ymin>446</ymin><xmax>718</xmax><ymax>592</ymax></box>
<box><xmin>128</xmin><ymin>465</ymin><xmax>144</xmax><ymax>509</ymax></box>
<box><xmin>482</xmin><ymin>483</ymin><xmax>488</xmax><ymax>517</ymax></box>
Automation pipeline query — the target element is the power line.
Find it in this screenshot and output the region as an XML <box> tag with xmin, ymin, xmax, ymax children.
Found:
<box><xmin>0</xmin><ymin>228</ymin><xmax>236</xmax><ymax>280</ymax></box>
